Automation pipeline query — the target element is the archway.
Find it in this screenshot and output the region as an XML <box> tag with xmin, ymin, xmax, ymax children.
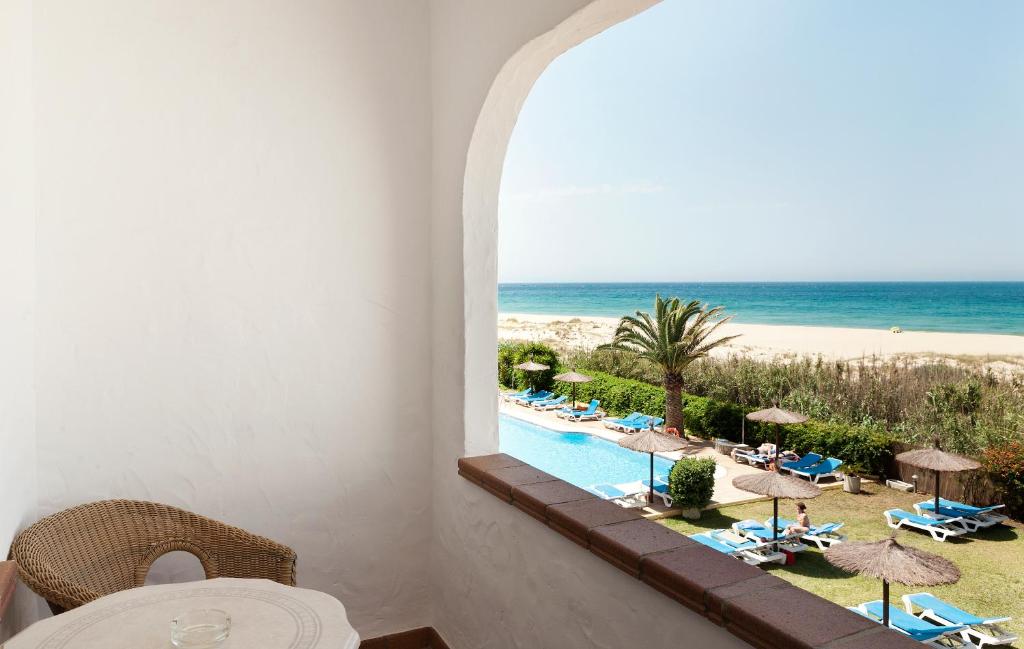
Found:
<box><xmin>461</xmin><ymin>0</ymin><xmax>660</xmax><ymax>455</ymax></box>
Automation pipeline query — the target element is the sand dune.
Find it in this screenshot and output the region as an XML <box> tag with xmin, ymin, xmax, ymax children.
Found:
<box><xmin>499</xmin><ymin>312</ymin><xmax>1024</xmax><ymax>371</ymax></box>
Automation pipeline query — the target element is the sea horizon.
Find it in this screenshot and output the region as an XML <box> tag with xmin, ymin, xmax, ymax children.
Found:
<box><xmin>498</xmin><ymin>281</ymin><xmax>1024</xmax><ymax>336</ymax></box>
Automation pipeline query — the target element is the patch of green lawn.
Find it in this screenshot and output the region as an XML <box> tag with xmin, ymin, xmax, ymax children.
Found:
<box><xmin>660</xmin><ymin>482</ymin><xmax>1024</xmax><ymax>644</ymax></box>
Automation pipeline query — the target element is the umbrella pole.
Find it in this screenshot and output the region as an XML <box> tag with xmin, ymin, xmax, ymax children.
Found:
<box><xmin>882</xmin><ymin>580</ymin><xmax>890</xmax><ymax>627</ymax></box>
<box><xmin>773</xmin><ymin>497</ymin><xmax>779</xmax><ymax>542</ymax></box>
<box><xmin>572</xmin><ymin>383</ymin><xmax>576</xmax><ymax>409</ymax></box>
<box><xmin>649</xmin><ymin>453</ymin><xmax>655</xmax><ymax>505</ymax></box>
<box><xmin>935</xmin><ymin>471</ymin><xmax>941</xmax><ymax>515</ymax></box>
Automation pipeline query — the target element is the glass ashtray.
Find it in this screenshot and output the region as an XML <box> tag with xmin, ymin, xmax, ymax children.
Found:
<box><xmin>170</xmin><ymin>609</ymin><xmax>231</xmax><ymax>648</ymax></box>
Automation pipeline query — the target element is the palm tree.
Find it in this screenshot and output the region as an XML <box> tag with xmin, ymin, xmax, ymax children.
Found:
<box><xmin>599</xmin><ymin>295</ymin><xmax>739</xmax><ymax>433</ymax></box>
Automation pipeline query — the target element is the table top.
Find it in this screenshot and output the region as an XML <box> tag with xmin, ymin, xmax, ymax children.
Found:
<box><xmin>4</xmin><ymin>578</ymin><xmax>359</xmax><ymax>649</ymax></box>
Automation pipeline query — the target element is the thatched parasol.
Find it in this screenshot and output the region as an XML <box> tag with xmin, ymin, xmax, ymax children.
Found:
<box><xmin>745</xmin><ymin>405</ymin><xmax>806</xmax><ymax>470</ymax></box>
<box><xmin>745</xmin><ymin>406</ymin><xmax>809</xmax><ymax>471</ymax></box>
<box><xmin>732</xmin><ymin>472</ymin><xmax>821</xmax><ymax>541</ymax></box>
<box><xmin>514</xmin><ymin>355</ymin><xmax>550</xmax><ymax>391</ymax></box>
<box><xmin>896</xmin><ymin>442</ymin><xmax>981</xmax><ymax>518</ymax></box>
<box><xmin>553</xmin><ymin>369</ymin><xmax>592</xmax><ymax>408</ymax></box>
<box><xmin>825</xmin><ymin>536</ymin><xmax>960</xmax><ymax>627</ymax></box>
<box><xmin>619</xmin><ymin>429</ymin><xmax>685</xmax><ymax>504</ymax></box>
<box><xmin>746</xmin><ymin>407</ymin><xmax>809</xmax><ymax>426</ymax></box>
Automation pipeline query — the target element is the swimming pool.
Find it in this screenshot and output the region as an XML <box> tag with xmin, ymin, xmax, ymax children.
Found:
<box><xmin>498</xmin><ymin>413</ymin><xmax>677</xmax><ymax>489</ymax></box>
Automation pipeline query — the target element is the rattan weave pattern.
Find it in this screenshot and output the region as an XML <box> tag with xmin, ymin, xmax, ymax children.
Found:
<box><xmin>9</xmin><ymin>500</ymin><xmax>296</xmax><ymax>612</ymax></box>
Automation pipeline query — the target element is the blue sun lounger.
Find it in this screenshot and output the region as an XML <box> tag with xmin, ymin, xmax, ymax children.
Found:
<box><xmin>557</xmin><ymin>399</ymin><xmax>602</xmax><ymax>421</ymax></box>
<box><xmin>619</xmin><ymin>416</ymin><xmax>664</xmax><ymax>432</ymax></box>
<box><xmin>603</xmin><ymin>412</ymin><xmax>645</xmax><ymax>431</ymax></box>
<box><xmin>884</xmin><ymin>509</ymin><xmax>967</xmax><ymax>542</ymax></box>
<box><xmin>531</xmin><ymin>395</ymin><xmax>567</xmax><ymax>410</ymax></box>
<box><xmin>914</xmin><ymin>499</ymin><xmax>1008</xmax><ymax>532</ymax></box>
<box><xmin>501</xmin><ymin>387</ymin><xmax>531</xmax><ymax>401</ymax></box>
<box><xmin>689</xmin><ymin>532</ymin><xmax>770</xmax><ymax>566</ymax></box>
<box><xmin>512</xmin><ymin>390</ymin><xmax>552</xmax><ymax>405</ymax></box>
<box><xmin>903</xmin><ymin>592</ymin><xmax>1018</xmax><ymax>647</ymax></box>
<box><xmin>732</xmin><ymin>519</ymin><xmax>806</xmax><ymax>552</ymax></box>
<box><xmin>778</xmin><ymin>452</ymin><xmax>822</xmax><ymax>474</ymax></box>
<box><xmin>788</xmin><ymin>457</ymin><xmax>843</xmax><ymax>484</ymax></box>
<box><xmin>857</xmin><ymin>601</ymin><xmax>967</xmax><ymax>644</ymax></box>
<box><xmin>640</xmin><ymin>478</ymin><xmax>672</xmax><ymax>508</ymax></box>
<box><xmin>766</xmin><ymin>517</ymin><xmax>846</xmax><ymax>549</ymax></box>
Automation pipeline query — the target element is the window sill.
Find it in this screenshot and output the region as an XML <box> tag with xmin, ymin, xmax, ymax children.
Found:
<box><xmin>458</xmin><ymin>453</ymin><xmax>919</xmax><ymax>649</ymax></box>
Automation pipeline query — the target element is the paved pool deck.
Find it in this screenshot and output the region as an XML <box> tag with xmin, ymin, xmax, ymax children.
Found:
<box><xmin>499</xmin><ymin>399</ymin><xmax>845</xmax><ymax>519</ymax></box>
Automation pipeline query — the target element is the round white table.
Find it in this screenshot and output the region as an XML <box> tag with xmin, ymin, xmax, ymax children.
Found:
<box><xmin>5</xmin><ymin>578</ymin><xmax>360</xmax><ymax>649</ymax></box>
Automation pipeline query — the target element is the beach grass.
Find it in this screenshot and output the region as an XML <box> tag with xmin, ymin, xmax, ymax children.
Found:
<box><xmin>660</xmin><ymin>482</ymin><xmax>1024</xmax><ymax>643</ymax></box>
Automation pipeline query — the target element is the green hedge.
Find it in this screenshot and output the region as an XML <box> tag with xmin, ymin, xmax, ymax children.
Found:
<box><xmin>564</xmin><ymin>369</ymin><xmax>894</xmax><ymax>475</ymax></box>
<box><xmin>668</xmin><ymin>457</ymin><xmax>716</xmax><ymax>510</ymax></box>
<box><xmin>499</xmin><ymin>341</ymin><xmax>559</xmax><ymax>392</ymax></box>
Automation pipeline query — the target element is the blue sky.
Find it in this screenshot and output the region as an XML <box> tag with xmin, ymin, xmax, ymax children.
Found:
<box><xmin>498</xmin><ymin>0</ymin><xmax>1024</xmax><ymax>283</ymax></box>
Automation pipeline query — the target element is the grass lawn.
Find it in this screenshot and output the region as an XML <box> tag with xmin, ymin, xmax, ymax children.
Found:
<box><xmin>661</xmin><ymin>481</ymin><xmax>1024</xmax><ymax>644</ymax></box>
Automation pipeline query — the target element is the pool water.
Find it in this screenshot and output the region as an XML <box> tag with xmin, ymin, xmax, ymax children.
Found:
<box><xmin>498</xmin><ymin>413</ymin><xmax>677</xmax><ymax>489</ymax></box>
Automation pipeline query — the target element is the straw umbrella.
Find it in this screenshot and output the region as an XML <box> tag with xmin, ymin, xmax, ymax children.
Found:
<box><xmin>732</xmin><ymin>472</ymin><xmax>821</xmax><ymax>542</ymax></box>
<box><xmin>514</xmin><ymin>355</ymin><xmax>550</xmax><ymax>392</ymax></box>
<box><xmin>746</xmin><ymin>406</ymin><xmax>808</xmax><ymax>469</ymax></box>
<box><xmin>618</xmin><ymin>427</ymin><xmax>685</xmax><ymax>504</ymax></box>
<box><xmin>825</xmin><ymin>536</ymin><xmax>960</xmax><ymax>628</ymax></box>
<box><xmin>553</xmin><ymin>369</ymin><xmax>592</xmax><ymax>409</ymax></box>
<box><xmin>896</xmin><ymin>441</ymin><xmax>980</xmax><ymax>518</ymax></box>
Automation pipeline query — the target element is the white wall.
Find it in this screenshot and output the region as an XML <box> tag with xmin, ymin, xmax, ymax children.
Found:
<box><xmin>8</xmin><ymin>1</ymin><xmax>758</xmax><ymax>645</ymax></box>
<box><xmin>30</xmin><ymin>0</ymin><xmax>432</xmax><ymax>638</ymax></box>
<box><xmin>430</xmin><ymin>1</ymin><xmax>747</xmax><ymax>646</ymax></box>
<box><xmin>0</xmin><ymin>0</ymin><xmax>40</xmax><ymax>636</ymax></box>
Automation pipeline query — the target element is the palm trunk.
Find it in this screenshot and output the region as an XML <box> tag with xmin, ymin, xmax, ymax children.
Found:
<box><xmin>664</xmin><ymin>373</ymin><xmax>684</xmax><ymax>433</ymax></box>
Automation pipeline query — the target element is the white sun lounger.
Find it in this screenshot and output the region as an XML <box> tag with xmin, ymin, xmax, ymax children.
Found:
<box><xmin>914</xmin><ymin>499</ymin><xmax>1008</xmax><ymax>532</ymax></box>
<box><xmin>689</xmin><ymin>531</ymin><xmax>778</xmax><ymax>566</ymax></box>
<box><xmin>904</xmin><ymin>592</ymin><xmax>1018</xmax><ymax>647</ymax></box>
<box><xmin>766</xmin><ymin>517</ymin><xmax>846</xmax><ymax>549</ymax></box>
<box><xmin>884</xmin><ymin>509</ymin><xmax>967</xmax><ymax>542</ymax></box>
<box><xmin>710</xmin><ymin>529</ymin><xmax>787</xmax><ymax>565</ymax></box>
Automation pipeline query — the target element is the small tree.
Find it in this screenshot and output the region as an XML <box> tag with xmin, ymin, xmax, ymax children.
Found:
<box><xmin>668</xmin><ymin>457</ymin><xmax>717</xmax><ymax>512</ymax></box>
<box><xmin>599</xmin><ymin>295</ymin><xmax>738</xmax><ymax>432</ymax></box>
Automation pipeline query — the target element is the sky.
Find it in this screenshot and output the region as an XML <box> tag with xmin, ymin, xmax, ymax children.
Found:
<box><xmin>497</xmin><ymin>0</ymin><xmax>1024</xmax><ymax>283</ymax></box>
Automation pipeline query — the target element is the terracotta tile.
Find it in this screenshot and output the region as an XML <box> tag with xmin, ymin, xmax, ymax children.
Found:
<box><xmin>359</xmin><ymin>638</ymin><xmax>391</xmax><ymax>649</ymax></box>
<box><xmin>511</xmin><ymin>480</ymin><xmax>596</xmax><ymax>522</ymax></box>
<box><xmin>821</xmin><ymin>627</ymin><xmax>923</xmax><ymax>649</ymax></box>
<box><xmin>705</xmin><ymin>572</ymin><xmax>789</xmax><ymax>625</ymax></box>
<box><xmin>457</xmin><ymin>454</ymin><xmax>523</xmax><ymax>486</ymax></box>
<box><xmin>480</xmin><ymin>465</ymin><xmax>557</xmax><ymax>502</ymax></box>
<box><xmin>359</xmin><ymin>627</ymin><xmax>433</xmax><ymax>649</ymax></box>
<box><xmin>547</xmin><ymin>499</ymin><xmax>644</xmax><ymax>547</ymax></box>
<box><xmin>723</xmin><ymin>584</ymin><xmax>877</xmax><ymax>649</ymax></box>
<box><xmin>588</xmin><ymin>519</ymin><xmax>696</xmax><ymax>577</ymax></box>
<box><xmin>640</xmin><ymin>544</ymin><xmax>766</xmax><ymax>614</ymax></box>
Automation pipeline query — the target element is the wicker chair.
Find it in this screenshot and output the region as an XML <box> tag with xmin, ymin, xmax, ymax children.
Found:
<box><xmin>10</xmin><ymin>500</ymin><xmax>296</xmax><ymax>614</ymax></box>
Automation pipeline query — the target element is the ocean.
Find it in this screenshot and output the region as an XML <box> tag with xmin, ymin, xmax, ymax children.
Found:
<box><xmin>498</xmin><ymin>282</ymin><xmax>1024</xmax><ymax>336</ymax></box>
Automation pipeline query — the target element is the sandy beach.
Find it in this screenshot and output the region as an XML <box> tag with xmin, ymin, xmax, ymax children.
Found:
<box><xmin>499</xmin><ymin>312</ymin><xmax>1024</xmax><ymax>371</ymax></box>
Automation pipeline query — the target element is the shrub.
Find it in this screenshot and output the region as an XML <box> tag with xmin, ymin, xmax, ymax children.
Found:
<box><xmin>668</xmin><ymin>457</ymin><xmax>717</xmax><ymax>511</ymax></box>
<box><xmin>570</xmin><ymin>371</ymin><xmax>667</xmax><ymax>419</ymax></box>
<box><xmin>498</xmin><ymin>342</ymin><xmax>559</xmax><ymax>392</ymax></box>
<box><xmin>781</xmin><ymin>421</ymin><xmax>893</xmax><ymax>476</ymax></box>
<box><xmin>982</xmin><ymin>440</ymin><xmax>1024</xmax><ymax>519</ymax></box>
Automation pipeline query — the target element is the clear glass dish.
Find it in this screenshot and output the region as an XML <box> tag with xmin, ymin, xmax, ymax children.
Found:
<box><xmin>170</xmin><ymin>608</ymin><xmax>231</xmax><ymax>648</ymax></box>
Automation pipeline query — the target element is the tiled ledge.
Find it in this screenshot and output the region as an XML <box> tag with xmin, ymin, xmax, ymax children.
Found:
<box><xmin>458</xmin><ymin>454</ymin><xmax>920</xmax><ymax>649</ymax></box>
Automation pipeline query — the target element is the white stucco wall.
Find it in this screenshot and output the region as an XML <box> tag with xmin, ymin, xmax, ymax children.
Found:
<box><xmin>0</xmin><ymin>0</ymin><xmax>40</xmax><ymax>635</ymax></box>
<box><xmin>429</xmin><ymin>1</ymin><xmax>748</xmax><ymax>646</ymax></box>
<box><xmin>29</xmin><ymin>0</ymin><xmax>432</xmax><ymax>638</ymax></box>
<box><xmin>6</xmin><ymin>1</ymin><xmax>753</xmax><ymax>645</ymax></box>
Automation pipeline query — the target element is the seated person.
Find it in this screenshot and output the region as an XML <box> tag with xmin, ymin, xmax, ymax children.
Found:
<box><xmin>783</xmin><ymin>502</ymin><xmax>811</xmax><ymax>536</ymax></box>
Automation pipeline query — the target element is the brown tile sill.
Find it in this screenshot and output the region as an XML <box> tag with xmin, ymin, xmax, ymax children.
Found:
<box><xmin>360</xmin><ymin>627</ymin><xmax>449</xmax><ymax>649</ymax></box>
<box><xmin>459</xmin><ymin>454</ymin><xmax>921</xmax><ymax>649</ymax></box>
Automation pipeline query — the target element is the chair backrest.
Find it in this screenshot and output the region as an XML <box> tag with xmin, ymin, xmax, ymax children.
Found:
<box><xmin>11</xmin><ymin>500</ymin><xmax>296</xmax><ymax>612</ymax></box>
<box><xmin>819</xmin><ymin>458</ymin><xmax>843</xmax><ymax>472</ymax></box>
